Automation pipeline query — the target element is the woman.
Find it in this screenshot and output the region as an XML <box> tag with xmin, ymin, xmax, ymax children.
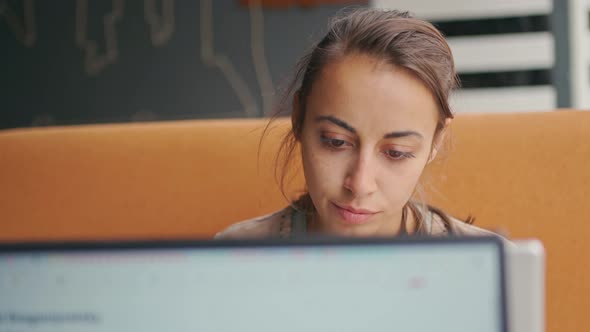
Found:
<box><xmin>216</xmin><ymin>8</ymin><xmax>501</xmax><ymax>239</ymax></box>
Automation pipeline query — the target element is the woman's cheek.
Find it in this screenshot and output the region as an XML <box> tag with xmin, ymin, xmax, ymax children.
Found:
<box><xmin>305</xmin><ymin>151</ymin><xmax>342</xmax><ymax>190</ymax></box>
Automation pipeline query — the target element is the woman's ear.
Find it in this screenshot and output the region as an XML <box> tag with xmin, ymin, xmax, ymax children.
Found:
<box><xmin>428</xmin><ymin>117</ymin><xmax>452</xmax><ymax>163</ymax></box>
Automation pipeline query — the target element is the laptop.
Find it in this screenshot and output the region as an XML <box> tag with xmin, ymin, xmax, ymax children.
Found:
<box><xmin>0</xmin><ymin>237</ymin><xmax>507</xmax><ymax>332</ymax></box>
<box><xmin>506</xmin><ymin>239</ymin><xmax>546</xmax><ymax>332</ymax></box>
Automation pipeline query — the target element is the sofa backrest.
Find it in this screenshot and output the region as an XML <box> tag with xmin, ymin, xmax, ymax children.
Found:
<box><xmin>1</xmin><ymin>110</ymin><xmax>589</xmax><ymax>332</ymax></box>
<box><xmin>0</xmin><ymin>118</ymin><xmax>291</xmax><ymax>241</ymax></box>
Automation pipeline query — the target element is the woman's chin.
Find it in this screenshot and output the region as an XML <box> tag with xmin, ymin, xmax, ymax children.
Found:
<box><xmin>324</xmin><ymin>220</ymin><xmax>381</xmax><ymax>238</ymax></box>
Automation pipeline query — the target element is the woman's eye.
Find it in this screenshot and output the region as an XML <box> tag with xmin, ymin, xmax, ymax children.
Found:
<box><xmin>385</xmin><ymin>150</ymin><xmax>414</xmax><ymax>160</ymax></box>
<box><xmin>330</xmin><ymin>139</ymin><xmax>345</xmax><ymax>147</ymax></box>
<box><xmin>320</xmin><ymin>135</ymin><xmax>350</xmax><ymax>149</ymax></box>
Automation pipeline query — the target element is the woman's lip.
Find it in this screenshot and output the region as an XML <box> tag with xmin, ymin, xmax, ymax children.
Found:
<box><xmin>332</xmin><ymin>202</ymin><xmax>378</xmax><ymax>224</ymax></box>
<box><xmin>333</xmin><ymin>203</ymin><xmax>377</xmax><ymax>215</ymax></box>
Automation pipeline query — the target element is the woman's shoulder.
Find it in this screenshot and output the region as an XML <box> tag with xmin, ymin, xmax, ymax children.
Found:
<box><xmin>429</xmin><ymin>209</ymin><xmax>512</xmax><ymax>243</ymax></box>
<box><xmin>213</xmin><ymin>207</ymin><xmax>293</xmax><ymax>240</ymax></box>
<box><xmin>447</xmin><ymin>218</ymin><xmax>499</xmax><ymax>237</ymax></box>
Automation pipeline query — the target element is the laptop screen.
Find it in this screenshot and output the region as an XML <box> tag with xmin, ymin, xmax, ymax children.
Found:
<box><xmin>0</xmin><ymin>238</ymin><xmax>506</xmax><ymax>332</ymax></box>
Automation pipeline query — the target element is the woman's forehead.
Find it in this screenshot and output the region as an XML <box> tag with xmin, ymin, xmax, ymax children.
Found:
<box><xmin>305</xmin><ymin>54</ymin><xmax>440</xmax><ymax>137</ymax></box>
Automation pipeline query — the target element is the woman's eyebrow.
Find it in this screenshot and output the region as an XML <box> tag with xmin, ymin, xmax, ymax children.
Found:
<box><xmin>315</xmin><ymin>115</ymin><xmax>356</xmax><ymax>133</ymax></box>
<box><xmin>315</xmin><ymin>115</ymin><xmax>423</xmax><ymax>140</ymax></box>
<box><xmin>383</xmin><ymin>131</ymin><xmax>423</xmax><ymax>140</ymax></box>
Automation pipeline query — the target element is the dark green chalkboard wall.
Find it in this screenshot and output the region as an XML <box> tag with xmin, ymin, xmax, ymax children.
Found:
<box><xmin>0</xmin><ymin>0</ymin><xmax>359</xmax><ymax>129</ymax></box>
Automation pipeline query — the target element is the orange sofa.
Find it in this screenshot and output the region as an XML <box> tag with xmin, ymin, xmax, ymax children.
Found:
<box><xmin>1</xmin><ymin>110</ymin><xmax>589</xmax><ymax>331</ymax></box>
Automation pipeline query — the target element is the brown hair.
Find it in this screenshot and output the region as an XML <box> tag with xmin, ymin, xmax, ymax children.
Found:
<box><xmin>264</xmin><ymin>8</ymin><xmax>472</xmax><ymax>233</ymax></box>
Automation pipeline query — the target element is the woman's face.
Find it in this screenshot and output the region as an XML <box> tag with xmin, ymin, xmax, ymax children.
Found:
<box><xmin>299</xmin><ymin>54</ymin><xmax>443</xmax><ymax>237</ymax></box>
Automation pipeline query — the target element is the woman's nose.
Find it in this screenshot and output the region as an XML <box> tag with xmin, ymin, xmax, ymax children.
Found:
<box><xmin>343</xmin><ymin>153</ymin><xmax>378</xmax><ymax>197</ymax></box>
